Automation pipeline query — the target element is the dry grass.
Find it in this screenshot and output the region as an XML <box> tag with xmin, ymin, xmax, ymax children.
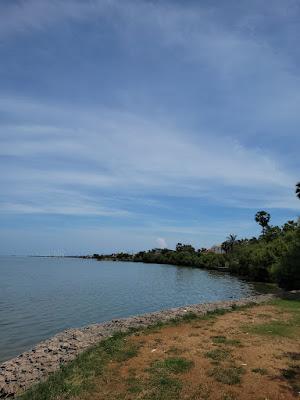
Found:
<box><xmin>18</xmin><ymin>299</ymin><xmax>300</xmax><ymax>400</ymax></box>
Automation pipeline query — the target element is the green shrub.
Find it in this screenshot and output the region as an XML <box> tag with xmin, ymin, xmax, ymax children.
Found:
<box><xmin>272</xmin><ymin>229</ymin><xmax>300</xmax><ymax>290</ymax></box>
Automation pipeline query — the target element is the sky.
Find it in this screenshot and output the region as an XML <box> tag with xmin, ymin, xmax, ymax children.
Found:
<box><xmin>0</xmin><ymin>0</ymin><xmax>299</xmax><ymax>255</ymax></box>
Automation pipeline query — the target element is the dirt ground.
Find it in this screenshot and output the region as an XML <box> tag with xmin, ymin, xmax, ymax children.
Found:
<box><xmin>78</xmin><ymin>301</ymin><xmax>300</xmax><ymax>400</ymax></box>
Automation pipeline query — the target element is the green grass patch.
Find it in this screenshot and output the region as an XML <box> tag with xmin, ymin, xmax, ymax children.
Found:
<box><xmin>244</xmin><ymin>299</ymin><xmax>300</xmax><ymax>338</ymax></box>
<box><xmin>246</xmin><ymin>321</ymin><xmax>294</xmax><ymax>337</ymax></box>
<box><xmin>211</xmin><ymin>336</ymin><xmax>241</xmax><ymax>346</ymax></box>
<box><xmin>149</xmin><ymin>357</ymin><xmax>194</xmax><ymax>374</ymax></box>
<box><xmin>127</xmin><ymin>358</ymin><xmax>187</xmax><ymax>400</ymax></box>
<box><xmin>143</xmin><ymin>320</ymin><xmax>165</xmax><ymax>333</ymax></box>
<box><xmin>252</xmin><ymin>282</ymin><xmax>280</xmax><ymax>294</ymax></box>
<box><xmin>206</xmin><ymin>308</ymin><xmax>228</xmax><ymax>317</ymax></box>
<box><xmin>145</xmin><ymin>357</ymin><xmax>193</xmax><ymax>400</ymax></box>
<box><xmin>209</xmin><ymin>366</ymin><xmax>245</xmax><ymax>385</ymax></box>
<box><xmin>17</xmin><ymin>332</ymin><xmax>139</xmax><ymax>400</ymax></box>
<box><xmin>271</xmin><ymin>298</ymin><xmax>300</xmax><ymax>311</ymax></box>
<box><xmin>126</xmin><ymin>374</ymin><xmax>143</xmax><ymax>394</ymax></box>
<box><xmin>147</xmin><ymin>373</ymin><xmax>182</xmax><ymax>400</ymax></box>
<box><xmin>181</xmin><ymin>311</ymin><xmax>199</xmax><ymax>321</ymax></box>
<box><xmin>145</xmin><ymin>356</ymin><xmax>193</xmax><ymax>398</ymax></box>
<box><xmin>205</xmin><ymin>348</ymin><xmax>231</xmax><ymax>362</ymax></box>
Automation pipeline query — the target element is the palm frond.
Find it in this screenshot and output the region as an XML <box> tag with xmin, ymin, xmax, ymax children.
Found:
<box><xmin>296</xmin><ymin>182</ymin><xmax>300</xmax><ymax>199</ymax></box>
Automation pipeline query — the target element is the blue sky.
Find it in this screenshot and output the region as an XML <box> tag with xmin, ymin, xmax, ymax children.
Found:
<box><xmin>0</xmin><ymin>0</ymin><xmax>299</xmax><ymax>255</ymax></box>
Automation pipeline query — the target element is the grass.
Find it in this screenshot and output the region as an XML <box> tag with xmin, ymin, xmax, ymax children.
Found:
<box><xmin>126</xmin><ymin>372</ymin><xmax>143</xmax><ymax>394</ymax></box>
<box><xmin>202</xmin><ymin>308</ymin><xmax>228</xmax><ymax>318</ymax></box>
<box><xmin>144</xmin><ymin>357</ymin><xmax>194</xmax><ymax>400</ymax></box>
<box><xmin>149</xmin><ymin>357</ymin><xmax>194</xmax><ymax>374</ymax></box>
<box><xmin>208</xmin><ymin>366</ymin><xmax>245</xmax><ymax>385</ymax></box>
<box><xmin>17</xmin><ymin>298</ymin><xmax>299</xmax><ymax>399</ymax></box>
<box><xmin>204</xmin><ymin>348</ymin><xmax>231</xmax><ymax>362</ymax></box>
<box><xmin>142</xmin><ymin>309</ymin><xmax>213</xmax><ymax>333</ymax></box>
<box><xmin>140</xmin><ymin>306</ymin><xmax>244</xmax><ymax>337</ymax></box>
<box><xmin>166</xmin><ymin>346</ymin><xmax>184</xmax><ymax>355</ymax></box>
<box><xmin>247</xmin><ymin>321</ymin><xmax>294</xmax><ymax>336</ymax></box>
<box><xmin>243</xmin><ymin>299</ymin><xmax>300</xmax><ymax>338</ymax></box>
<box><xmin>187</xmin><ymin>383</ymin><xmax>211</xmax><ymax>400</ymax></box>
<box><xmin>281</xmin><ymin>365</ymin><xmax>300</xmax><ymax>394</ymax></box>
<box><xmin>17</xmin><ymin>332</ymin><xmax>139</xmax><ymax>400</ymax></box>
<box><xmin>272</xmin><ymin>298</ymin><xmax>300</xmax><ymax>311</ymax></box>
<box><xmin>146</xmin><ymin>373</ymin><xmax>182</xmax><ymax>400</ymax></box>
<box><xmin>89</xmin><ymin>356</ymin><xmax>192</xmax><ymax>400</ymax></box>
<box><xmin>181</xmin><ymin>311</ymin><xmax>199</xmax><ymax>322</ymax></box>
<box><xmin>15</xmin><ymin>304</ymin><xmax>250</xmax><ymax>400</ymax></box>
<box><xmin>251</xmin><ymin>367</ymin><xmax>268</xmax><ymax>375</ymax></box>
<box><xmin>211</xmin><ymin>336</ymin><xmax>241</xmax><ymax>346</ymax></box>
<box><xmin>282</xmin><ymin>366</ymin><xmax>298</xmax><ymax>379</ymax></box>
<box><xmin>252</xmin><ymin>282</ymin><xmax>281</xmax><ymax>294</ymax></box>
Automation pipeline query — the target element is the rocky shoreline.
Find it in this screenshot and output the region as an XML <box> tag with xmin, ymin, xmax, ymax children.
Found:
<box><xmin>0</xmin><ymin>294</ymin><xmax>275</xmax><ymax>398</ymax></box>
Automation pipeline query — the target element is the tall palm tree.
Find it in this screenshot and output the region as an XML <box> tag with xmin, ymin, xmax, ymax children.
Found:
<box><xmin>255</xmin><ymin>211</ymin><xmax>271</xmax><ymax>235</ymax></box>
<box><xmin>227</xmin><ymin>234</ymin><xmax>237</xmax><ymax>243</ymax></box>
<box><xmin>221</xmin><ymin>241</ymin><xmax>230</xmax><ymax>254</ymax></box>
<box><xmin>227</xmin><ymin>234</ymin><xmax>237</xmax><ymax>250</ymax></box>
<box><xmin>296</xmin><ymin>182</ymin><xmax>300</xmax><ymax>199</ymax></box>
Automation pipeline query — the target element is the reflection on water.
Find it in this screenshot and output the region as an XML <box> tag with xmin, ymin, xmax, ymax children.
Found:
<box><xmin>0</xmin><ymin>256</ymin><xmax>260</xmax><ymax>363</ymax></box>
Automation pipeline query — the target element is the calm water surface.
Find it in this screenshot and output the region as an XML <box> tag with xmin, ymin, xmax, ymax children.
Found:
<box><xmin>0</xmin><ymin>256</ymin><xmax>259</xmax><ymax>363</ymax></box>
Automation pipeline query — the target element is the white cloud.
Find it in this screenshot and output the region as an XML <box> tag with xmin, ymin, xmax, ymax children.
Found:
<box><xmin>156</xmin><ymin>237</ymin><xmax>167</xmax><ymax>249</ymax></box>
<box><xmin>0</xmin><ymin>95</ymin><xmax>297</xmax><ymax>218</ymax></box>
<box><xmin>2</xmin><ymin>0</ymin><xmax>300</xmax><ymax>135</ymax></box>
<box><xmin>0</xmin><ymin>202</ymin><xmax>130</xmax><ymax>217</ymax></box>
<box><xmin>2</xmin><ymin>0</ymin><xmax>300</xmax><ymax>136</ymax></box>
<box><xmin>0</xmin><ymin>0</ymin><xmax>299</xmax><ymax>225</ymax></box>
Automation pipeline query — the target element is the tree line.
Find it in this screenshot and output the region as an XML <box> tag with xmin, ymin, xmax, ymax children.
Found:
<box><xmin>94</xmin><ymin>183</ymin><xmax>300</xmax><ymax>290</ymax></box>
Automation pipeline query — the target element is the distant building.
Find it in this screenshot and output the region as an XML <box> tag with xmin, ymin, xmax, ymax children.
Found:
<box><xmin>209</xmin><ymin>244</ymin><xmax>224</xmax><ymax>254</ymax></box>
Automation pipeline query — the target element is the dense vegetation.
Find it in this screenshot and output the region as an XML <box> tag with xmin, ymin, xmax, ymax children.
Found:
<box><xmin>94</xmin><ymin>183</ymin><xmax>300</xmax><ymax>290</ymax></box>
<box><xmin>132</xmin><ymin>220</ymin><xmax>300</xmax><ymax>289</ymax></box>
<box><xmin>94</xmin><ymin>218</ymin><xmax>300</xmax><ymax>290</ymax></box>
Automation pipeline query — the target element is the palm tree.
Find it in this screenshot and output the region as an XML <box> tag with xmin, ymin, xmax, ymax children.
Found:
<box><xmin>222</xmin><ymin>234</ymin><xmax>237</xmax><ymax>253</ymax></box>
<box><xmin>221</xmin><ymin>241</ymin><xmax>230</xmax><ymax>254</ymax></box>
<box><xmin>255</xmin><ymin>211</ymin><xmax>271</xmax><ymax>235</ymax></box>
<box><xmin>227</xmin><ymin>234</ymin><xmax>237</xmax><ymax>243</ymax></box>
<box><xmin>296</xmin><ymin>182</ymin><xmax>300</xmax><ymax>199</ymax></box>
<box><xmin>227</xmin><ymin>234</ymin><xmax>237</xmax><ymax>251</ymax></box>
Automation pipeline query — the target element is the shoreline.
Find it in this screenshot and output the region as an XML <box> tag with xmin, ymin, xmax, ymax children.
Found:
<box><xmin>0</xmin><ymin>293</ymin><xmax>276</xmax><ymax>398</ymax></box>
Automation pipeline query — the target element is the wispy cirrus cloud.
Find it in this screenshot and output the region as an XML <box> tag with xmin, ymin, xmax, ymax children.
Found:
<box><xmin>0</xmin><ymin>0</ymin><xmax>299</xmax><ymax>253</ymax></box>
<box><xmin>0</xmin><ymin>202</ymin><xmax>130</xmax><ymax>217</ymax></box>
<box><xmin>2</xmin><ymin>0</ymin><xmax>300</xmax><ymax>142</ymax></box>
<box><xmin>0</xmin><ymin>96</ymin><xmax>296</xmax><ymax>217</ymax></box>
